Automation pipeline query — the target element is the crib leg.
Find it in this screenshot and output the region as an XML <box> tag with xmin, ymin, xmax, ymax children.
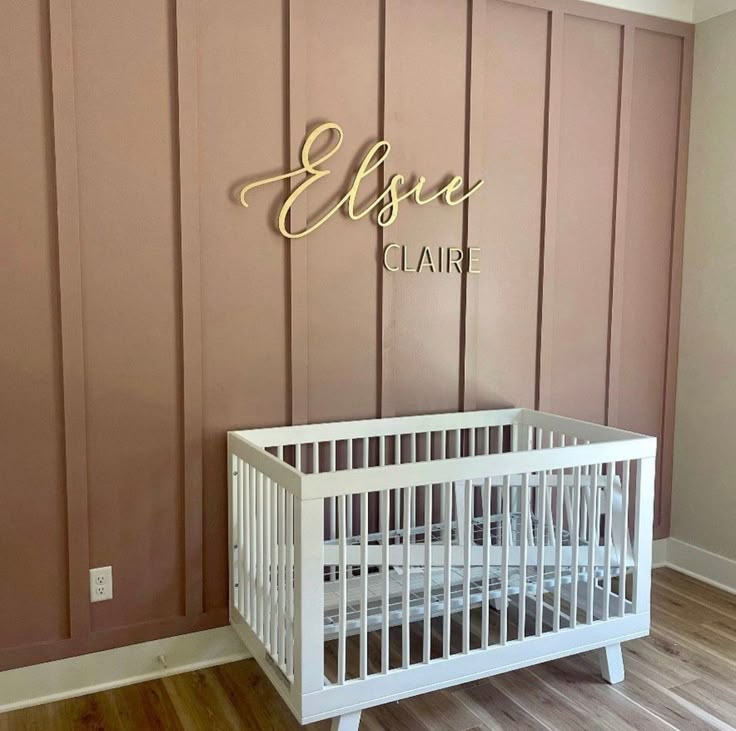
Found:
<box><xmin>598</xmin><ymin>642</ymin><xmax>624</xmax><ymax>684</ymax></box>
<box><xmin>330</xmin><ymin>710</ymin><xmax>361</xmax><ymax>731</ymax></box>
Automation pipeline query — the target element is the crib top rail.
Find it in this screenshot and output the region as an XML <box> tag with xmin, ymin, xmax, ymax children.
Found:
<box><xmin>228</xmin><ymin>409</ymin><xmax>656</xmax><ymax>500</ymax></box>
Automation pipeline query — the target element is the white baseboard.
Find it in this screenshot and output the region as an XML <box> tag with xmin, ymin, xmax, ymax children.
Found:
<box><xmin>652</xmin><ymin>538</ymin><xmax>669</xmax><ymax>568</ymax></box>
<box><xmin>652</xmin><ymin>537</ymin><xmax>736</xmax><ymax>595</ymax></box>
<box><xmin>0</xmin><ymin>626</ymin><xmax>250</xmax><ymax>714</ymax></box>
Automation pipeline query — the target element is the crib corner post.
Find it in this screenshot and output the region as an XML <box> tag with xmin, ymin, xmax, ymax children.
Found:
<box><xmin>294</xmin><ymin>495</ymin><xmax>325</xmax><ymax>697</ymax></box>
<box><xmin>598</xmin><ymin>643</ymin><xmax>624</xmax><ymax>684</ymax></box>
<box><xmin>632</xmin><ymin>454</ymin><xmax>656</xmax><ymax>615</ymax></box>
<box><xmin>330</xmin><ymin>710</ymin><xmax>362</xmax><ymax>731</ymax></box>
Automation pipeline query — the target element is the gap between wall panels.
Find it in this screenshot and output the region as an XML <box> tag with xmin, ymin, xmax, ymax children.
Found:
<box><xmin>0</xmin><ymin>0</ymin><xmax>692</xmax><ymax>672</ymax></box>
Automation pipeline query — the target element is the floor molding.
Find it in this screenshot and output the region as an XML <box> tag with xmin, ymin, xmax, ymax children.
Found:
<box><xmin>0</xmin><ymin>626</ymin><xmax>250</xmax><ymax>714</ymax></box>
<box><xmin>653</xmin><ymin>537</ymin><xmax>736</xmax><ymax>595</ymax></box>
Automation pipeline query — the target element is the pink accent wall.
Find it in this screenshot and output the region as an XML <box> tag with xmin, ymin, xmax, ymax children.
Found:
<box><xmin>0</xmin><ymin>0</ymin><xmax>692</xmax><ymax>670</ymax></box>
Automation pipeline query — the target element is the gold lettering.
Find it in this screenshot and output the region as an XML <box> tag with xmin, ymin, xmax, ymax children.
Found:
<box><xmin>468</xmin><ymin>247</ymin><xmax>481</xmax><ymax>274</ymax></box>
<box><xmin>448</xmin><ymin>247</ymin><xmax>463</xmax><ymax>273</ymax></box>
<box><xmin>417</xmin><ymin>246</ymin><xmax>436</xmax><ymax>273</ymax></box>
<box><xmin>239</xmin><ymin>121</ymin><xmax>484</xmax><ymax>239</ymax></box>
<box><xmin>383</xmin><ymin>243</ymin><xmax>400</xmax><ymax>272</ymax></box>
<box><xmin>401</xmin><ymin>245</ymin><xmax>416</xmax><ymax>272</ymax></box>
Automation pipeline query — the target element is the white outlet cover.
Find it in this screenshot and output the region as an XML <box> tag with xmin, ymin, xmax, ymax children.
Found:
<box><xmin>89</xmin><ymin>566</ymin><xmax>113</xmax><ymax>603</ymax></box>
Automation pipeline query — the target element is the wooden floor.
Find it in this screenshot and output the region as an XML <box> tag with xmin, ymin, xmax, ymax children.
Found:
<box><xmin>2</xmin><ymin>568</ymin><xmax>736</xmax><ymax>730</ymax></box>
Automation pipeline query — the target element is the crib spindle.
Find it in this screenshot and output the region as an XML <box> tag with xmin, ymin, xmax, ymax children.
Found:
<box><xmin>270</xmin><ymin>480</ymin><xmax>278</xmax><ymax>653</ymax></box>
<box><xmin>535</xmin><ymin>469</ymin><xmax>547</xmax><ymax>637</ymax></box>
<box><xmin>587</xmin><ymin>463</ymin><xmax>599</xmax><ymax>623</ymax></box>
<box><xmin>337</xmin><ymin>494</ymin><xmax>347</xmax><ymax>684</ymax></box>
<box><xmin>402</xmin><ymin>487</ymin><xmax>411</xmax><ymax>668</ymax></box>
<box><xmin>481</xmin><ymin>478</ymin><xmax>491</xmax><ymax>649</ymax></box>
<box><xmin>603</xmin><ymin>462</ymin><xmax>615</xmax><ymax>621</ymax></box>
<box><xmin>570</xmin><ymin>465</ymin><xmax>581</xmax><ymax>629</ymax></box>
<box><xmin>620</xmin><ymin>461</ymin><xmax>630</xmax><ymax>617</ymax></box>
<box><xmin>285</xmin><ymin>491</ymin><xmax>294</xmax><ymax>678</ymax></box>
<box><xmin>553</xmin><ymin>449</ymin><xmax>565</xmax><ymax>632</ymax></box>
<box><xmin>462</xmin><ymin>480</ymin><xmax>472</xmax><ymax>654</ymax></box>
<box><xmin>442</xmin><ymin>482</ymin><xmax>452</xmax><ymax>659</ymax></box>
<box><xmin>423</xmin><ymin>483</ymin><xmax>432</xmax><ymax>663</ymax></box>
<box><xmin>360</xmin><ymin>492</ymin><xmax>369</xmax><ymax>680</ymax></box>
<box><xmin>278</xmin><ymin>482</ymin><xmax>286</xmax><ymax>664</ymax></box>
<box><xmin>237</xmin><ymin>460</ymin><xmax>245</xmax><ymax>619</ymax></box>
<box><xmin>380</xmin><ymin>489</ymin><xmax>390</xmax><ymax>674</ymax></box>
<box><xmin>500</xmin><ymin>475</ymin><xmax>511</xmax><ymax>645</ymax></box>
<box><xmin>518</xmin><ymin>472</ymin><xmax>529</xmax><ymax>641</ymax></box>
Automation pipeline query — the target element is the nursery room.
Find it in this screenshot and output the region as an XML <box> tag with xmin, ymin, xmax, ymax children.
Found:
<box><xmin>1</xmin><ymin>0</ymin><xmax>735</xmax><ymax>728</ymax></box>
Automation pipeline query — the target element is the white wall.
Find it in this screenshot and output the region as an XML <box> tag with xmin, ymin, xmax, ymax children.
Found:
<box><xmin>671</xmin><ymin>9</ymin><xmax>736</xmax><ymax>561</ymax></box>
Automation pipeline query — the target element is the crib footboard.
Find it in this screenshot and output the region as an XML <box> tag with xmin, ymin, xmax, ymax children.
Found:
<box><xmin>228</xmin><ymin>409</ymin><xmax>656</xmax><ymax>726</ymax></box>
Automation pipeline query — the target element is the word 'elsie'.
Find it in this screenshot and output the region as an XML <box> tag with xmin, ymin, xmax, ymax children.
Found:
<box><xmin>239</xmin><ymin>122</ymin><xmax>484</xmax><ymax>240</ymax></box>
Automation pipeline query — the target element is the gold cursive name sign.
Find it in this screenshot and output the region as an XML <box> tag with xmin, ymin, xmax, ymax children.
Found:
<box><xmin>239</xmin><ymin>122</ymin><xmax>484</xmax><ymax>240</ymax></box>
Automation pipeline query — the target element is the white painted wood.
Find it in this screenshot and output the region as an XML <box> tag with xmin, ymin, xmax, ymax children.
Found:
<box><xmin>227</xmin><ymin>409</ymin><xmax>656</xmax><ymax>727</ymax></box>
<box><xmin>598</xmin><ymin>643</ymin><xmax>625</xmax><ymax>684</ymax></box>
<box><xmin>0</xmin><ymin>627</ymin><xmax>249</xmax><ymax>714</ymax></box>
<box><xmin>330</xmin><ymin>710</ymin><xmax>362</xmax><ymax>731</ymax></box>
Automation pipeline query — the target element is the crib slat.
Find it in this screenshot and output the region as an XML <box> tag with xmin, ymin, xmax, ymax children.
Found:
<box><xmin>270</xmin><ymin>480</ymin><xmax>278</xmax><ymax>653</ymax></box>
<box><xmin>285</xmin><ymin>492</ymin><xmax>294</xmax><ymax>678</ymax></box>
<box><xmin>462</xmin><ymin>480</ymin><xmax>472</xmax><ymax>654</ymax></box>
<box><xmin>329</xmin><ymin>443</ymin><xmax>336</xmax><ymax>581</ymax></box>
<box><xmin>423</xmin><ymin>483</ymin><xmax>433</xmax><ymax>663</ymax></box>
<box><xmin>603</xmin><ymin>462</ymin><xmax>615</xmax><ymax>621</ymax></box>
<box><xmin>237</xmin><ymin>460</ymin><xmax>245</xmax><ymax>618</ymax></box>
<box><xmin>278</xmin><ymin>482</ymin><xmax>286</xmax><ymax>665</ymax></box>
<box><xmin>257</xmin><ymin>471</ymin><xmax>264</xmax><ymax>640</ymax></box>
<box><xmin>338</xmin><ymin>494</ymin><xmax>347</xmax><ymax>685</ymax></box>
<box><xmin>347</xmin><ymin>441</ymin><xmax>353</xmax><ymax>540</ymax></box>
<box><xmin>518</xmin><ymin>472</ymin><xmax>529</xmax><ymax>641</ymax></box>
<box><xmin>265</xmin><ymin>477</ymin><xmax>272</xmax><ymax>648</ymax></box>
<box><xmin>587</xmin><ymin>463</ymin><xmax>599</xmax><ymax>623</ymax></box>
<box><xmin>500</xmin><ymin>475</ymin><xmax>510</xmax><ymax>645</ymax></box>
<box><xmin>620</xmin><ymin>460</ymin><xmax>630</xmax><ymax>617</ymax></box>
<box><xmin>380</xmin><ymin>489</ymin><xmax>390</xmax><ymax>674</ymax></box>
<box><xmin>360</xmin><ymin>491</ymin><xmax>368</xmax><ymax>680</ymax></box>
<box><xmin>570</xmin><ymin>465</ymin><xmax>581</xmax><ymax>629</ymax></box>
<box><xmin>402</xmin><ymin>487</ymin><xmax>411</xmax><ymax>669</ymax></box>
<box><xmin>410</xmin><ymin>435</ymin><xmax>417</xmax><ymax>544</ymax></box>
<box><xmin>481</xmin><ymin>477</ymin><xmax>491</xmax><ymax>649</ymax></box>
<box><xmin>250</xmin><ymin>466</ymin><xmax>257</xmax><ymax>632</ymax></box>
<box><xmin>242</xmin><ymin>461</ymin><xmax>250</xmax><ymax>622</ymax></box>
<box><xmin>442</xmin><ymin>482</ymin><xmax>452</xmax><ymax>659</ymax></box>
<box><xmin>553</xmin><ymin>446</ymin><xmax>565</xmax><ymax>632</ymax></box>
<box><xmin>535</xmin><ymin>469</ymin><xmax>547</xmax><ymax>637</ymax></box>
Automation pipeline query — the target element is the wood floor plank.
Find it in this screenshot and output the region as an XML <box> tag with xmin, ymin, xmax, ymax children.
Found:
<box><xmin>455</xmin><ymin>679</ymin><xmax>552</xmax><ymax>731</ymax></box>
<box><xmin>108</xmin><ymin>679</ymin><xmax>183</xmax><ymax>731</ymax></box>
<box><xmin>528</xmin><ymin>656</ymin><xmax>675</xmax><ymax>730</ymax></box>
<box><xmin>653</xmin><ymin>569</ymin><xmax>736</xmax><ymax>619</ymax></box>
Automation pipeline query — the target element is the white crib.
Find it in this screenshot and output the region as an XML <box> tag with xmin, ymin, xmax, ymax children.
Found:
<box><xmin>227</xmin><ymin>409</ymin><xmax>656</xmax><ymax>730</ymax></box>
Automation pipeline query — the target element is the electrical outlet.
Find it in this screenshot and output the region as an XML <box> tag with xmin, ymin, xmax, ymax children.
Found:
<box><xmin>89</xmin><ymin>566</ymin><xmax>113</xmax><ymax>603</ymax></box>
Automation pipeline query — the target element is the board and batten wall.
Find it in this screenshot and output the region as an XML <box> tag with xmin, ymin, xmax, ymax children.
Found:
<box><xmin>0</xmin><ymin>0</ymin><xmax>692</xmax><ymax>670</ymax></box>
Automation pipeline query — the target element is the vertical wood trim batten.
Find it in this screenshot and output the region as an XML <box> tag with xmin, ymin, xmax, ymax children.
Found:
<box><xmin>288</xmin><ymin>0</ymin><xmax>309</xmax><ymax>425</ymax></box>
<box><xmin>658</xmin><ymin>29</ymin><xmax>693</xmax><ymax>538</ymax></box>
<box><xmin>537</xmin><ymin>9</ymin><xmax>563</xmax><ymax>411</ymax></box>
<box><xmin>49</xmin><ymin>0</ymin><xmax>91</xmax><ymax>641</ymax></box>
<box><xmin>461</xmin><ymin>0</ymin><xmax>485</xmax><ymax>412</ymax></box>
<box><xmin>378</xmin><ymin>0</ymin><xmax>393</xmax><ymax>418</ymax></box>
<box><xmin>606</xmin><ymin>23</ymin><xmax>634</xmax><ymax>429</ymax></box>
<box><xmin>175</xmin><ymin>0</ymin><xmax>204</xmax><ymax>618</ymax></box>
